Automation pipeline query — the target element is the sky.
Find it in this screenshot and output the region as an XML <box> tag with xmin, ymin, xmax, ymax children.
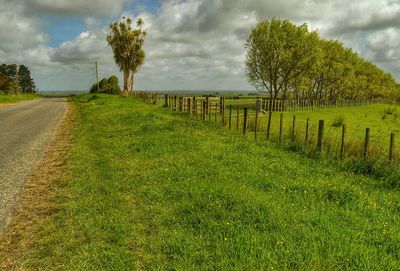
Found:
<box><xmin>0</xmin><ymin>0</ymin><xmax>400</xmax><ymax>91</ymax></box>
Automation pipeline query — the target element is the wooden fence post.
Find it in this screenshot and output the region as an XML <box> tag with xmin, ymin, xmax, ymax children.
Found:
<box><xmin>305</xmin><ymin>118</ymin><xmax>309</xmax><ymax>148</ymax></box>
<box><xmin>221</xmin><ymin>97</ymin><xmax>225</xmax><ymax>126</ymax></box>
<box><xmin>255</xmin><ymin>99</ymin><xmax>261</xmax><ymax>139</ymax></box>
<box><xmin>267</xmin><ymin>111</ymin><xmax>272</xmax><ymax>140</ymax></box>
<box><xmin>291</xmin><ymin>115</ymin><xmax>296</xmax><ymax>142</ymax></box>
<box><xmin>243</xmin><ymin>107</ymin><xmax>248</xmax><ymax>134</ymax></box>
<box><xmin>164</xmin><ymin>94</ymin><xmax>168</xmax><ymax>107</ymax></box>
<box><xmin>174</xmin><ymin>96</ymin><xmax>177</xmax><ymax>111</ymax></box>
<box><xmin>236</xmin><ymin>106</ymin><xmax>240</xmax><ymax>132</ymax></box>
<box><xmin>317</xmin><ymin>120</ymin><xmax>324</xmax><ymax>150</ymax></box>
<box><xmin>214</xmin><ymin>103</ymin><xmax>217</xmax><ymax>122</ymax></box>
<box><xmin>220</xmin><ymin>97</ymin><xmax>224</xmax><ymax>115</ymax></box>
<box><xmin>340</xmin><ymin>124</ymin><xmax>346</xmax><ymax>159</ymax></box>
<box><xmin>364</xmin><ymin>128</ymin><xmax>370</xmax><ymax>158</ymax></box>
<box><xmin>188</xmin><ymin>98</ymin><xmax>191</xmax><ymax>115</ymax></box>
<box><xmin>229</xmin><ymin>105</ymin><xmax>232</xmax><ymax>129</ymax></box>
<box><xmin>193</xmin><ymin>97</ymin><xmax>197</xmax><ymax>113</ymax></box>
<box><xmin>389</xmin><ymin>133</ymin><xmax>395</xmax><ymax>162</ymax></box>
<box><xmin>279</xmin><ymin>113</ymin><xmax>283</xmax><ymax>144</ymax></box>
<box><xmin>206</xmin><ymin>96</ymin><xmax>210</xmax><ymax>115</ymax></box>
<box><xmin>202</xmin><ymin>101</ymin><xmax>206</xmax><ymax>121</ymax></box>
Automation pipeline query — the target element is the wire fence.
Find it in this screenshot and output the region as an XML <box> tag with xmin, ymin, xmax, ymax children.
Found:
<box><xmin>134</xmin><ymin>91</ymin><xmax>399</xmax><ymax>165</ymax></box>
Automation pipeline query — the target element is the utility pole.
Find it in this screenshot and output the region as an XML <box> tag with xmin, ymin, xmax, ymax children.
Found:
<box><xmin>15</xmin><ymin>64</ymin><xmax>20</xmax><ymax>95</ymax></box>
<box><xmin>95</xmin><ymin>61</ymin><xmax>99</xmax><ymax>93</ymax></box>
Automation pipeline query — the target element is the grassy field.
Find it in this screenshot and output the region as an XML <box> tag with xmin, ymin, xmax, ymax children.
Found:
<box><xmin>198</xmin><ymin>102</ymin><xmax>400</xmax><ymax>159</ymax></box>
<box><xmin>0</xmin><ymin>93</ymin><xmax>39</xmax><ymax>104</ymax></box>
<box><xmin>265</xmin><ymin>104</ymin><xmax>400</xmax><ymax>146</ymax></box>
<box><xmin>4</xmin><ymin>94</ymin><xmax>400</xmax><ymax>270</ymax></box>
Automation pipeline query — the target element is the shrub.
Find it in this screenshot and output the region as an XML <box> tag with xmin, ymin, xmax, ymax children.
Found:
<box><xmin>90</xmin><ymin>75</ymin><xmax>121</xmax><ymax>95</ymax></box>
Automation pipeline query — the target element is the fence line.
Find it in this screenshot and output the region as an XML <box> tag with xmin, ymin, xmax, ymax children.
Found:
<box><xmin>134</xmin><ymin>91</ymin><xmax>398</xmax><ymax>165</ymax></box>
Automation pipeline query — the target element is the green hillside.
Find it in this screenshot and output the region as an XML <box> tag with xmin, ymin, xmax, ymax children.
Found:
<box><xmin>5</xmin><ymin>95</ymin><xmax>400</xmax><ymax>270</ymax></box>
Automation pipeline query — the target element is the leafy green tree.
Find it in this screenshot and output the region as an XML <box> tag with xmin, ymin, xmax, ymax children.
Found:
<box><xmin>246</xmin><ymin>19</ymin><xmax>400</xmax><ymax>102</ymax></box>
<box><xmin>0</xmin><ymin>73</ymin><xmax>15</xmax><ymax>94</ymax></box>
<box><xmin>90</xmin><ymin>76</ymin><xmax>121</xmax><ymax>94</ymax></box>
<box><xmin>245</xmin><ymin>18</ymin><xmax>319</xmax><ymax>99</ymax></box>
<box><xmin>107</xmin><ymin>17</ymin><xmax>147</xmax><ymax>96</ymax></box>
<box><xmin>18</xmin><ymin>65</ymin><xmax>36</xmax><ymax>93</ymax></box>
<box><xmin>0</xmin><ymin>64</ymin><xmax>36</xmax><ymax>94</ymax></box>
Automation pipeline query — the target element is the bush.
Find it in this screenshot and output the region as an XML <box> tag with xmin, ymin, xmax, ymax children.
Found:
<box><xmin>90</xmin><ymin>75</ymin><xmax>121</xmax><ymax>95</ymax></box>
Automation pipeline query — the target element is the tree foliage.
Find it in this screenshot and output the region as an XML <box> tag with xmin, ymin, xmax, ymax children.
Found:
<box><xmin>246</xmin><ymin>18</ymin><xmax>400</xmax><ymax>101</ymax></box>
<box><xmin>90</xmin><ymin>75</ymin><xmax>121</xmax><ymax>94</ymax></box>
<box><xmin>107</xmin><ymin>17</ymin><xmax>146</xmax><ymax>96</ymax></box>
<box><xmin>0</xmin><ymin>64</ymin><xmax>36</xmax><ymax>94</ymax></box>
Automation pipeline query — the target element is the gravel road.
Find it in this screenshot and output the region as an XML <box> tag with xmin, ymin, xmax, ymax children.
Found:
<box><xmin>0</xmin><ymin>98</ymin><xmax>67</xmax><ymax>233</ymax></box>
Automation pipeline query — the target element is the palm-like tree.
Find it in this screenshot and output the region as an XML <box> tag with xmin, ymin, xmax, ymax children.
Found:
<box><xmin>107</xmin><ymin>17</ymin><xmax>147</xmax><ymax>96</ymax></box>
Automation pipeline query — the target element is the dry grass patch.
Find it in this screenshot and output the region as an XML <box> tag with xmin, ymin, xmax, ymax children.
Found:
<box><xmin>0</xmin><ymin>102</ymin><xmax>75</xmax><ymax>270</ymax></box>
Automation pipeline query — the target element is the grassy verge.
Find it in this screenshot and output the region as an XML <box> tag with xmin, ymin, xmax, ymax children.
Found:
<box><xmin>2</xmin><ymin>94</ymin><xmax>400</xmax><ymax>270</ymax></box>
<box><xmin>0</xmin><ymin>93</ymin><xmax>39</xmax><ymax>104</ymax></box>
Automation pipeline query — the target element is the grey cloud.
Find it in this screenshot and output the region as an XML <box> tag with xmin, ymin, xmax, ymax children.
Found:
<box><xmin>1</xmin><ymin>0</ymin><xmax>400</xmax><ymax>91</ymax></box>
<box><xmin>0</xmin><ymin>0</ymin><xmax>46</xmax><ymax>52</ymax></box>
<box><xmin>325</xmin><ymin>1</ymin><xmax>400</xmax><ymax>35</ymax></box>
<box><xmin>18</xmin><ymin>0</ymin><xmax>125</xmax><ymax>17</ymax></box>
<box><xmin>51</xmin><ymin>30</ymin><xmax>112</xmax><ymax>64</ymax></box>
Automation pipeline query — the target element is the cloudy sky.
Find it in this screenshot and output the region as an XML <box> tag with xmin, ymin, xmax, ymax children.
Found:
<box><xmin>1</xmin><ymin>0</ymin><xmax>399</xmax><ymax>91</ymax></box>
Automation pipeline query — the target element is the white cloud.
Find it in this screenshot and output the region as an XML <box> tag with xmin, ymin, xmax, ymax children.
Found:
<box><xmin>0</xmin><ymin>0</ymin><xmax>400</xmax><ymax>91</ymax></box>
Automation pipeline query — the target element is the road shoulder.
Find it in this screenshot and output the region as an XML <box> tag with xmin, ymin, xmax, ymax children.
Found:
<box><xmin>0</xmin><ymin>101</ymin><xmax>75</xmax><ymax>270</ymax></box>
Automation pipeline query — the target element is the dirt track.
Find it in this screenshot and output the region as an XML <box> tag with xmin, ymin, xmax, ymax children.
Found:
<box><xmin>0</xmin><ymin>98</ymin><xmax>67</xmax><ymax>233</ymax></box>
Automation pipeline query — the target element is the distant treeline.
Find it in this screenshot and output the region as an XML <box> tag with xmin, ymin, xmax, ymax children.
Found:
<box><xmin>246</xmin><ymin>19</ymin><xmax>400</xmax><ymax>101</ymax></box>
<box><xmin>0</xmin><ymin>64</ymin><xmax>36</xmax><ymax>94</ymax></box>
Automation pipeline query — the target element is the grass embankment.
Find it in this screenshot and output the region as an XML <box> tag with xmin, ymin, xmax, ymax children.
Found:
<box><xmin>2</xmin><ymin>94</ymin><xmax>400</xmax><ymax>270</ymax></box>
<box><xmin>0</xmin><ymin>93</ymin><xmax>39</xmax><ymax>105</ymax></box>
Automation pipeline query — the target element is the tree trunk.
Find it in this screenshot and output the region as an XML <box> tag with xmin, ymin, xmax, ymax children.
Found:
<box><xmin>130</xmin><ymin>72</ymin><xmax>135</xmax><ymax>95</ymax></box>
<box><xmin>122</xmin><ymin>68</ymin><xmax>130</xmax><ymax>97</ymax></box>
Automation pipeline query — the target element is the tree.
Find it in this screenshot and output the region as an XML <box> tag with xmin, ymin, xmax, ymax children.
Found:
<box><xmin>18</xmin><ymin>65</ymin><xmax>36</xmax><ymax>93</ymax></box>
<box><xmin>0</xmin><ymin>73</ymin><xmax>15</xmax><ymax>94</ymax></box>
<box><xmin>246</xmin><ymin>19</ymin><xmax>400</xmax><ymax>102</ymax></box>
<box><xmin>107</xmin><ymin>17</ymin><xmax>147</xmax><ymax>96</ymax></box>
<box><xmin>90</xmin><ymin>75</ymin><xmax>121</xmax><ymax>94</ymax></box>
<box><xmin>245</xmin><ymin>18</ymin><xmax>319</xmax><ymax>99</ymax></box>
<box><xmin>0</xmin><ymin>64</ymin><xmax>36</xmax><ymax>94</ymax></box>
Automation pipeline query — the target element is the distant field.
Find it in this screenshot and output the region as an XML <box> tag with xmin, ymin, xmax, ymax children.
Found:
<box><xmin>272</xmin><ymin>103</ymin><xmax>400</xmax><ymax>147</ymax></box>
<box><xmin>0</xmin><ymin>93</ymin><xmax>39</xmax><ymax>104</ymax></box>
<box><xmin>3</xmin><ymin>94</ymin><xmax>399</xmax><ymax>270</ymax></box>
<box><xmin>38</xmin><ymin>90</ymin><xmax>88</xmax><ymax>96</ymax></box>
<box><xmin>243</xmin><ymin>104</ymin><xmax>400</xmax><ymax>153</ymax></box>
<box><xmin>193</xmin><ymin>102</ymin><xmax>400</xmax><ymax>156</ymax></box>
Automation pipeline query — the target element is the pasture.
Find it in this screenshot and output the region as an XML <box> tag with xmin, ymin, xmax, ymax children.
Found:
<box><xmin>2</xmin><ymin>94</ymin><xmax>399</xmax><ymax>270</ymax></box>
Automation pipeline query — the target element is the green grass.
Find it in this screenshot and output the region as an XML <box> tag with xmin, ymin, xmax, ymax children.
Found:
<box><xmin>201</xmin><ymin>103</ymin><xmax>400</xmax><ymax>160</ymax></box>
<box><xmin>223</xmin><ymin>103</ymin><xmax>400</xmax><ymax>144</ymax></box>
<box><xmin>13</xmin><ymin>95</ymin><xmax>400</xmax><ymax>270</ymax></box>
<box><xmin>275</xmin><ymin>104</ymin><xmax>400</xmax><ymax>144</ymax></box>
<box><xmin>0</xmin><ymin>93</ymin><xmax>39</xmax><ymax>104</ymax></box>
